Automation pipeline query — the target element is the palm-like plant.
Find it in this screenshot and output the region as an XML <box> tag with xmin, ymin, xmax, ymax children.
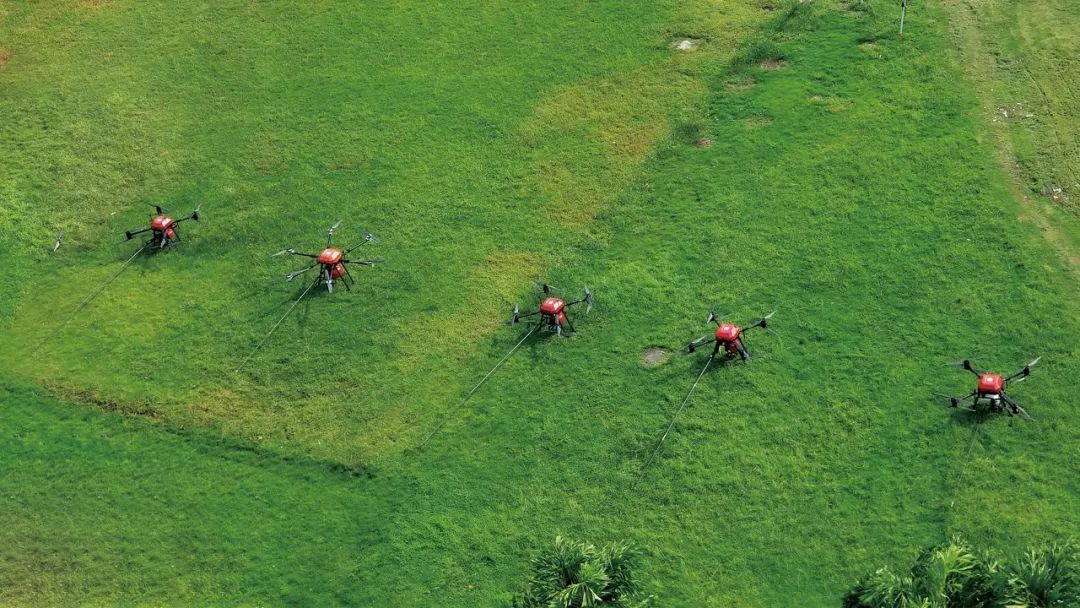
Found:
<box><xmin>844</xmin><ymin>538</ymin><xmax>998</xmax><ymax>608</ymax></box>
<box><xmin>845</xmin><ymin>538</ymin><xmax>1078</xmax><ymax>608</ymax></box>
<box><xmin>514</xmin><ymin>536</ymin><xmax>649</xmax><ymax>608</ymax></box>
<box><xmin>1004</xmin><ymin>543</ymin><xmax>1079</xmax><ymax>607</ymax></box>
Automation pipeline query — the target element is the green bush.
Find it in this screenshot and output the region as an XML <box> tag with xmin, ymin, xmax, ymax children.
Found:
<box><xmin>844</xmin><ymin>538</ymin><xmax>1078</xmax><ymax>608</ymax></box>
<box><xmin>513</xmin><ymin>536</ymin><xmax>650</xmax><ymax>608</ymax></box>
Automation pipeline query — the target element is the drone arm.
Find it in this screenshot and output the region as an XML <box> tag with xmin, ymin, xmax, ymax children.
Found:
<box><xmin>286</xmin><ymin>261</ymin><xmax>319</xmax><ymax>281</ymax></box>
<box><xmin>742</xmin><ymin>311</ymin><xmax>776</xmax><ymax>332</ymax></box>
<box><xmin>1001</xmin><ymin>393</ymin><xmax>1033</xmax><ymax>421</ymax></box>
<box><xmin>342</xmin><ymin>258</ymin><xmax>383</xmax><ymax>266</ymax></box>
<box><xmin>943</xmin><ymin>390</ymin><xmax>977</xmax><ymax>408</ymax></box>
<box><xmin>686</xmin><ymin>335</ymin><xmax>713</xmax><ymax>353</ymax></box>
<box><xmin>1006</xmin><ymin>359</ymin><xmax>1039</xmax><ymax>382</ymax></box>
<box><xmin>963</xmin><ymin>360</ymin><xmax>982</xmax><ymax>376</ymax></box>
<box><xmin>343</xmin><ymin>238</ymin><xmax>374</xmax><ymax>255</ymax></box>
<box><xmin>125</xmin><ymin>227</ymin><xmax>152</xmax><ymax>240</ymax></box>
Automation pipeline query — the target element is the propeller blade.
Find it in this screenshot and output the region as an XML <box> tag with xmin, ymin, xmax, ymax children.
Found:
<box><xmin>1002</xmin><ymin>393</ymin><xmax>1033</xmax><ymax>421</ymax></box>
<box><xmin>946</xmin><ymin>359</ymin><xmax>979</xmax><ymax>374</ymax></box>
<box><xmin>934</xmin><ymin>392</ymin><xmax>962</xmax><ymax>408</ymax></box>
<box><xmin>686</xmin><ymin>335</ymin><xmax>710</xmax><ymax>353</ymax></box>
<box><xmin>149</xmin><ymin>203</ymin><xmax>166</xmax><ymax>214</ymax></box>
<box><xmin>52</xmin><ymin>230</ymin><xmax>63</xmax><ymax>252</ymax></box>
<box><xmin>707</xmin><ymin>310</ymin><xmax>729</xmax><ymax>325</ymax></box>
<box><xmin>532</xmin><ymin>279</ymin><xmax>558</xmax><ymax>294</ymax></box>
<box><xmin>344</xmin><ymin>258</ymin><xmax>383</xmax><ymax>266</ymax></box>
<box><xmin>583</xmin><ymin>286</ymin><xmax>593</xmax><ymax>314</ymax></box>
<box><xmin>190</xmin><ymin>205</ymin><xmax>201</xmax><ymax>222</ymax></box>
<box><xmin>343</xmin><ymin>232</ymin><xmax>376</xmax><ymax>254</ymax></box>
<box><xmin>286</xmin><ymin>261</ymin><xmax>318</xmax><ymax>281</ymax></box>
<box><xmin>326</xmin><ymin>219</ymin><xmax>343</xmax><ymax>246</ymax></box>
<box><xmin>271</xmin><ymin>248</ymin><xmax>296</xmax><ymax>257</ymax></box>
<box><xmin>508</xmin><ymin>304</ymin><xmax>520</xmax><ymax>324</ymax></box>
<box><xmin>746</xmin><ymin>310</ymin><xmax>776</xmax><ymax>329</ymax></box>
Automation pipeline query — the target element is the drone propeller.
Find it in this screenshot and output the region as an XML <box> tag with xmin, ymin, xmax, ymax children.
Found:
<box><xmin>52</xmin><ymin>230</ymin><xmax>63</xmax><ymax>253</ymax></box>
<box><xmin>286</xmin><ymin>261</ymin><xmax>318</xmax><ymax>281</ymax></box>
<box><xmin>187</xmin><ymin>205</ymin><xmax>201</xmax><ymax>222</ymax></box>
<box><xmin>508</xmin><ymin>304</ymin><xmax>521</xmax><ymax>324</ymax></box>
<box><xmin>1007</xmin><ymin>356</ymin><xmax>1041</xmax><ymax>382</ymax></box>
<box><xmin>342</xmin><ymin>258</ymin><xmax>384</xmax><ymax>266</ymax></box>
<box><xmin>1001</xmin><ymin>393</ymin><xmax>1033</xmax><ymax>421</ymax></box>
<box><xmin>934</xmin><ymin>393</ymin><xmax>976</xmax><ymax>412</ymax></box>
<box><xmin>271</xmin><ymin>248</ymin><xmax>297</xmax><ymax>257</ymax></box>
<box><xmin>745</xmin><ymin>310</ymin><xmax>776</xmax><ymax>330</ymax></box>
<box><xmin>532</xmin><ymin>279</ymin><xmax>558</xmax><ymax>295</ymax></box>
<box><xmin>326</xmin><ymin>219</ymin><xmax>343</xmax><ymax>246</ymax></box>
<box><xmin>149</xmin><ymin>203</ymin><xmax>166</xmax><ymax>215</ymax></box>
<box><xmin>686</xmin><ymin>335</ymin><xmax>711</xmax><ymax>353</ymax></box>
<box><xmin>343</xmin><ymin>231</ymin><xmax>376</xmax><ymax>254</ymax></box>
<box><xmin>583</xmin><ymin>286</ymin><xmax>593</xmax><ymax>314</ymax></box>
<box><xmin>125</xmin><ymin>227</ymin><xmax>150</xmax><ymax>241</ymax></box>
<box><xmin>947</xmin><ymin>359</ymin><xmax>981</xmax><ymax>375</ymax></box>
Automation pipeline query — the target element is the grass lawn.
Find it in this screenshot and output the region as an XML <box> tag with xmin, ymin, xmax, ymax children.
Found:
<box><xmin>1</xmin><ymin>1</ymin><xmax>1078</xmax><ymax>606</ymax></box>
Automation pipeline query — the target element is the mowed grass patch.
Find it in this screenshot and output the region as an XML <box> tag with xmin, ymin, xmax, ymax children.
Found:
<box><xmin>0</xmin><ymin>0</ymin><xmax>762</xmax><ymax>463</ymax></box>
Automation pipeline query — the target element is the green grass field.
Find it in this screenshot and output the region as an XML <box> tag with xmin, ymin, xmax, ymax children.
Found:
<box><xmin>1</xmin><ymin>1</ymin><xmax>1078</xmax><ymax>606</ymax></box>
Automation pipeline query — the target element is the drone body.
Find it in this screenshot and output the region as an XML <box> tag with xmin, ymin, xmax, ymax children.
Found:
<box><xmin>317</xmin><ymin>247</ymin><xmax>347</xmax><ymax>281</ymax></box>
<box><xmin>125</xmin><ymin>205</ymin><xmax>200</xmax><ymax>249</ymax></box>
<box><xmin>714</xmin><ymin>322</ymin><xmax>745</xmax><ymax>358</ymax></box>
<box><xmin>273</xmin><ymin>220</ymin><xmax>381</xmax><ymax>293</ymax></box>
<box><xmin>511</xmin><ymin>283</ymin><xmax>592</xmax><ymax>335</ymax></box>
<box><xmin>940</xmin><ymin>358</ymin><xmax>1040</xmax><ymax>420</ymax></box>
<box><xmin>539</xmin><ymin>297</ymin><xmax>568</xmax><ymax>327</ymax></box>
<box><xmin>687</xmin><ymin>311</ymin><xmax>774</xmax><ymax>361</ymax></box>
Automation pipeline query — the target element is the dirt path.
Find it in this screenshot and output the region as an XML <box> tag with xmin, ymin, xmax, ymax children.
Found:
<box><xmin>940</xmin><ymin>0</ymin><xmax>1080</xmax><ymax>287</ymax></box>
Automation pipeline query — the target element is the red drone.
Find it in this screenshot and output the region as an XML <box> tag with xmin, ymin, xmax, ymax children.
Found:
<box><xmin>272</xmin><ymin>220</ymin><xmax>381</xmax><ymax>293</ymax></box>
<box><xmin>510</xmin><ymin>282</ymin><xmax>593</xmax><ymax>335</ymax></box>
<box><xmin>939</xmin><ymin>357</ymin><xmax>1040</xmax><ymax>420</ymax></box>
<box><xmin>124</xmin><ymin>204</ymin><xmax>200</xmax><ymax>248</ymax></box>
<box><xmin>686</xmin><ymin>310</ymin><xmax>775</xmax><ymax>361</ymax></box>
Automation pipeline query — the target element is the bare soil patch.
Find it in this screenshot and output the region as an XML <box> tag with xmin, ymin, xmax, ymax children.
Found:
<box><xmin>672</xmin><ymin>38</ymin><xmax>704</xmax><ymax>52</ymax></box>
<box><xmin>759</xmin><ymin>58</ymin><xmax>787</xmax><ymax>70</ymax></box>
<box><xmin>0</xmin><ymin>48</ymin><xmax>11</xmax><ymax>66</ymax></box>
<box><xmin>695</xmin><ymin>138</ymin><xmax>713</xmax><ymax>149</ymax></box>
<box><xmin>641</xmin><ymin>347</ymin><xmax>669</xmax><ymax>367</ymax></box>
<box><xmin>726</xmin><ymin>78</ymin><xmax>756</xmax><ymax>92</ymax></box>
